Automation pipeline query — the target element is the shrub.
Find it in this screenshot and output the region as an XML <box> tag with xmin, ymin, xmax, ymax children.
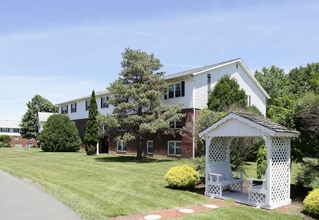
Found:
<box><xmin>256</xmin><ymin>144</ymin><xmax>267</xmax><ymax>179</ymax></box>
<box><xmin>194</xmin><ymin>156</ymin><xmax>205</xmax><ymax>176</ymax></box>
<box><xmin>296</xmin><ymin>159</ymin><xmax>319</xmax><ymax>189</ymax></box>
<box><xmin>38</xmin><ymin>114</ymin><xmax>81</xmax><ymax>152</ymax></box>
<box><xmin>165</xmin><ymin>165</ymin><xmax>200</xmax><ymax>189</ymax></box>
<box><xmin>304</xmin><ymin>189</ymin><xmax>319</xmax><ymax>217</ymax></box>
<box><xmin>0</xmin><ymin>135</ymin><xmax>11</xmax><ymax>148</ymax></box>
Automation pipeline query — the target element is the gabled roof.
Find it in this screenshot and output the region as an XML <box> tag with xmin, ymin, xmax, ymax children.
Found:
<box><xmin>164</xmin><ymin>58</ymin><xmax>270</xmax><ymax>99</ymax></box>
<box><xmin>38</xmin><ymin>112</ymin><xmax>57</xmax><ymax>122</ymax></box>
<box><xmin>199</xmin><ymin>112</ymin><xmax>299</xmax><ymax>138</ymax></box>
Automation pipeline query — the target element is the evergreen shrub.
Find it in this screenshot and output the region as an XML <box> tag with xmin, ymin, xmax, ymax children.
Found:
<box><xmin>304</xmin><ymin>189</ymin><xmax>319</xmax><ymax>217</ymax></box>
<box><xmin>165</xmin><ymin>165</ymin><xmax>200</xmax><ymax>189</ymax></box>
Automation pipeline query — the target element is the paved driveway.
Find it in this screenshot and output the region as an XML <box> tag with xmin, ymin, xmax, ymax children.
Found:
<box><xmin>0</xmin><ymin>170</ymin><xmax>81</xmax><ymax>220</ymax></box>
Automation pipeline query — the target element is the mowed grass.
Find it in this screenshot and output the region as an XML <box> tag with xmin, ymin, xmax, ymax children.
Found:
<box><xmin>0</xmin><ymin>148</ymin><xmax>205</xmax><ymax>219</ymax></box>
<box><xmin>0</xmin><ymin>148</ymin><xmax>303</xmax><ymax>220</ymax></box>
<box><xmin>176</xmin><ymin>206</ymin><xmax>301</xmax><ymax>220</ymax></box>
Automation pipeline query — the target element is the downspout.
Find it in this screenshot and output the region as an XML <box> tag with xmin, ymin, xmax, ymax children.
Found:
<box><xmin>192</xmin><ymin>77</ymin><xmax>196</xmax><ymax>160</ymax></box>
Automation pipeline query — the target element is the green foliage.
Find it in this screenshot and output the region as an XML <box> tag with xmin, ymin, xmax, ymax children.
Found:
<box><xmin>20</xmin><ymin>95</ymin><xmax>58</xmax><ymax>139</ymax></box>
<box><xmin>0</xmin><ymin>135</ymin><xmax>11</xmax><ymax>147</ymax></box>
<box><xmin>38</xmin><ymin>114</ymin><xmax>81</xmax><ymax>152</ymax></box>
<box><xmin>165</xmin><ymin>165</ymin><xmax>200</xmax><ymax>189</ymax></box>
<box><xmin>296</xmin><ymin>159</ymin><xmax>319</xmax><ymax>189</ymax></box>
<box><xmin>84</xmin><ymin>90</ymin><xmax>99</xmax><ymax>155</ymax></box>
<box><xmin>303</xmin><ymin>189</ymin><xmax>319</xmax><ymax>217</ymax></box>
<box><xmin>105</xmin><ymin>48</ymin><xmax>184</xmax><ymax>160</ymax></box>
<box><xmin>208</xmin><ymin>75</ymin><xmax>247</xmax><ymax>112</ymax></box>
<box><xmin>256</xmin><ymin>145</ymin><xmax>267</xmax><ymax>179</ymax></box>
<box><xmin>194</xmin><ymin>156</ymin><xmax>205</xmax><ymax>176</ymax></box>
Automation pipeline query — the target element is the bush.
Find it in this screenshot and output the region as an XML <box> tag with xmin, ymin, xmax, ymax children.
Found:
<box><xmin>38</xmin><ymin>114</ymin><xmax>81</xmax><ymax>152</ymax></box>
<box><xmin>304</xmin><ymin>189</ymin><xmax>319</xmax><ymax>217</ymax></box>
<box><xmin>256</xmin><ymin>144</ymin><xmax>267</xmax><ymax>179</ymax></box>
<box><xmin>194</xmin><ymin>156</ymin><xmax>205</xmax><ymax>176</ymax></box>
<box><xmin>0</xmin><ymin>135</ymin><xmax>11</xmax><ymax>148</ymax></box>
<box><xmin>165</xmin><ymin>165</ymin><xmax>200</xmax><ymax>189</ymax></box>
<box><xmin>296</xmin><ymin>159</ymin><xmax>319</xmax><ymax>189</ymax></box>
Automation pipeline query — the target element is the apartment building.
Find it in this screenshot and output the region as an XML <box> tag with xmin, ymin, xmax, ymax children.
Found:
<box><xmin>0</xmin><ymin>120</ymin><xmax>37</xmax><ymax>148</ymax></box>
<box><xmin>56</xmin><ymin>58</ymin><xmax>269</xmax><ymax>158</ymax></box>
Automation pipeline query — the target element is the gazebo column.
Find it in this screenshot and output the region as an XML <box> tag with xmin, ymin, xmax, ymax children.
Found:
<box><xmin>264</xmin><ymin>136</ymin><xmax>272</xmax><ymax>207</ymax></box>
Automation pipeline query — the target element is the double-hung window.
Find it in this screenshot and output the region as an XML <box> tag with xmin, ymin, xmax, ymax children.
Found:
<box><xmin>117</xmin><ymin>141</ymin><xmax>127</xmax><ymax>152</ymax></box>
<box><xmin>170</xmin><ymin>121</ymin><xmax>182</xmax><ymax>129</ymax></box>
<box><xmin>101</xmin><ymin>97</ymin><xmax>109</xmax><ymax>108</ymax></box>
<box><xmin>61</xmin><ymin>105</ymin><xmax>68</xmax><ymax>114</ymax></box>
<box><xmin>85</xmin><ymin>100</ymin><xmax>90</xmax><ymax>111</ymax></box>
<box><xmin>147</xmin><ymin>140</ymin><xmax>154</xmax><ymax>155</ymax></box>
<box><xmin>168</xmin><ymin>141</ymin><xmax>181</xmax><ymax>156</ymax></box>
<box><xmin>71</xmin><ymin>103</ymin><xmax>77</xmax><ymax>113</ymax></box>
<box><xmin>165</xmin><ymin>81</ymin><xmax>185</xmax><ymax>99</ymax></box>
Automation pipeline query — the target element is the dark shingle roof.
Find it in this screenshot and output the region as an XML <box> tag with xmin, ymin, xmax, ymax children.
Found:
<box><xmin>234</xmin><ymin>112</ymin><xmax>299</xmax><ymax>134</ymax></box>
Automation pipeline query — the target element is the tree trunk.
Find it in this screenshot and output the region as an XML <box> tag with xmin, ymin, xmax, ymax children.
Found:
<box><xmin>136</xmin><ymin>135</ymin><xmax>143</xmax><ymax>161</ymax></box>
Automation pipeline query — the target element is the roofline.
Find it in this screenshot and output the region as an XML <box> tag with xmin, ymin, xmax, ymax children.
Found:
<box><xmin>199</xmin><ymin>112</ymin><xmax>299</xmax><ymax>138</ymax></box>
<box><xmin>56</xmin><ymin>89</ymin><xmax>110</xmax><ymax>105</ymax></box>
<box><xmin>164</xmin><ymin>58</ymin><xmax>270</xmax><ymax>99</ymax></box>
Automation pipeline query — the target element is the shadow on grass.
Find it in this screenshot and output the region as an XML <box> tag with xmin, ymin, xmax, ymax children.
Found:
<box><xmin>95</xmin><ymin>155</ymin><xmax>175</xmax><ymax>163</ymax></box>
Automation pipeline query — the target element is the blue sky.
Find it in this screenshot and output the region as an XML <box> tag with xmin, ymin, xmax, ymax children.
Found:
<box><xmin>0</xmin><ymin>0</ymin><xmax>318</xmax><ymax>121</ymax></box>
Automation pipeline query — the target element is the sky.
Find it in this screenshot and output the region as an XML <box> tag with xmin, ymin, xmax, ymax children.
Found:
<box><xmin>0</xmin><ymin>0</ymin><xmax>318</xmax><ymax>121</ymax></box>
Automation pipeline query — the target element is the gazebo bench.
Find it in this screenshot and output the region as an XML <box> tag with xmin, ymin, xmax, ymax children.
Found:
<box><xmin>206</xmin><ymin>167</ymin><xmax>243</xmax><ymax>197</ymax></box>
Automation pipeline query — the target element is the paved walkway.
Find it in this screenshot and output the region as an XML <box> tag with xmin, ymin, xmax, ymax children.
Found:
<box><xmin>0</xmin><ymin>170</ymin><xmax>81</xmax><ymax>220</ymax></box>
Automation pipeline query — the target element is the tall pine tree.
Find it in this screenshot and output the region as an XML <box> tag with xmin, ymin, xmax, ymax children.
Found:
<box><xmin>106</xmin><ymin>48</ymin><xmax>184</xmax><ymax>160</ymax></box>
<box><xmin>84</xmin><ymin>90</ymin><xmax>99</xmax><ymax>155</ymax></box>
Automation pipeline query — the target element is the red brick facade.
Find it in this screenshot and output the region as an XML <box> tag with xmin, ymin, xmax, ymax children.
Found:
<box><xmin>73</xmin><ymin>108</ymin><xmax>199</xmax><ymax>158</ymax></box>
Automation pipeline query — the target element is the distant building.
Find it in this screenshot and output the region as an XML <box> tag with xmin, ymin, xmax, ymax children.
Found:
<box><xmin>38</xmin><ymin>112</ymin><xmax>56</xmax><ymax>133</ymax></box>
<box><xmin>0</xmin><ymin>120</ymin><xmax>37</xmax><ymax>147</ymax></box>
<box><xmin>56</xmin><ymin>58</ymin><xmax>270</xmax><ymax>158</ymax></box>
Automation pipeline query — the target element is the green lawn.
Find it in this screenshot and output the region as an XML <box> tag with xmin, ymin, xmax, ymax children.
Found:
<box><xmin>0</xmin><ymin>148</ymin><xmax>303</xmax><ymax>219</ymax></box>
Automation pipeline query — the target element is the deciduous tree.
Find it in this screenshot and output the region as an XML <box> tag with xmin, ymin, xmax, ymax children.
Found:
<box><xmin>20</xmin><ymin>95</ymin><xmax>58</xmax><ymax>140</ymax></box>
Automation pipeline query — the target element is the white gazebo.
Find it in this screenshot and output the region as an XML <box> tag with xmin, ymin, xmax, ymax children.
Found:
<box><xmin>199</xmin><ymin>112</ymin><xmax>299</xmax><ymax>209</ymax></box>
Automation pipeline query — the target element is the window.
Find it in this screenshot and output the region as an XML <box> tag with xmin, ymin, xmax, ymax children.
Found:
<box><xmin>170</xmin><ymin>121</ymin><xmax>182</xmax><ymax>129</ymax></box>
<box><xmin>13</xmin><ymin>128</ymin><xmax>20</xmax><ymax>133</ymax></box>
<box><xmin>61</xmin><ymin>105</ymin><xmax>68</xmax><ymax>114</ymax></box>
<box><xmin>85</xmin><ymin>100</ymin><xmax>90</xmax><ymax>111</ymax></box>
<box><xmin>117</xmin><ymin>141</ymin><xmax>127</xmax><ymax>152</ymax></box>
<box><xmin>168</xmin><ymin>141</ymin><xmax>181</xmax><ymax>156</ymax></box>
<box><xmin>0</xmin><ymin>128</ymin><xmax>9</xmax><ymax>132</ymax></box>
<box><xmin>71</xmin><ymin>103</ymin><xmax>77</xmax><ymax>113</ymax></box>
<box><xmin>165</xmin><ymin>81</ymin><xmax>185</xmax><ymax>99</ymax></box>
<box><xmin>147</xmin><ymin>140</ymin><xmax>154</xmax><ymax>154</ymax></box>
<box><xmin>101</xmin><ymin>97</ymin><xmax>109</xmax><ymax>108</ymax></box>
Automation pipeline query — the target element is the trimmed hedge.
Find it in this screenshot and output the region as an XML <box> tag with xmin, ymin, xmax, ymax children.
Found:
<box><xmin>304</xmin><ymin>189</ymin><xmax>319</xmax><ymax>217</ymax></box>
<box><xmin>165</xmin><ymin>165</ymin><xmax>200</xmax><ymax>189</ymax></box>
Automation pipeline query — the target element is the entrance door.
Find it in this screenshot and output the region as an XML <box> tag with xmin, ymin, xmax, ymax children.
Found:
<box><xmin>99</xmin><ymin>137</ymin><xmax>109</xmax><ymax>153</ymax></box>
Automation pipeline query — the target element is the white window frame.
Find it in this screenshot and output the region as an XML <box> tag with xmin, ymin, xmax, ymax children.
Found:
<box><xmin>71</xmin><ymin>103</ymin><xmax>77</xmax><ymax>113</ymax></box>
<box><xmin>117</xmin><ymin>141</ymin><xmax>127</xmax><ymax>152</ymax></box>
<box><xmin>167</xmin><ymin>141</ymin><xmax>181</xmax><ymax>156</ymax></box>
<box><xmin>147</xmin><ymin>140</ymin><xmax>154</xmax><ymax>155</ymax></box>
<box><xmin>61</xmin><ymin>105</ymin><xmax>68</xmax><ymax>114</ymax></box>
<box><xmin>101</xmin><ymin>97</ymin><xmax>109</xmax><ymax>108</ymax></box>
<box><xmin>85</xmin><ymin>100</ymin><xmax>90</xmax><ymax>111</ymax></box>
<box><xmin>170</xmin><ymin>121</ymin><xmax>182</xmax><ymax>129</ymax></box>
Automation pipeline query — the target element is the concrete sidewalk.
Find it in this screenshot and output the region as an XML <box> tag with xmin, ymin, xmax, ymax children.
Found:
<box><xmin>0</xmin><ymin>170</ymin><xmax>81</xmax><ymax>220</ymax></box>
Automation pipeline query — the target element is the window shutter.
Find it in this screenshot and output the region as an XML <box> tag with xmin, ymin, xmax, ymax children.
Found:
<box><xmin>181</xmin><ymin>81</ymin><xmax>185</xmax><ymax>97</ymax></box>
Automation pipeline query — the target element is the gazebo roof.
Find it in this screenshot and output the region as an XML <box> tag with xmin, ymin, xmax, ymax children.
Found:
<box><xmin>199</xmin><ymin>112</ymin><xmax>300</xmax><ymax>138</ymax></box>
